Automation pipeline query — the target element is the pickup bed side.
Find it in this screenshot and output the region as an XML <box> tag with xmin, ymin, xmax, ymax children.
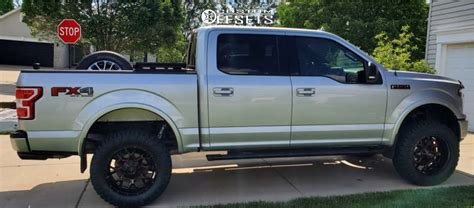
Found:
<box><xmin>15</xmin><ymin>71</ymin><xmax>200</xmax><ymax>154</ymax></box>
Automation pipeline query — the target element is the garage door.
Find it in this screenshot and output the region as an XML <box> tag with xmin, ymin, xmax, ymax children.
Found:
<box><xmin>445</xmin><ymin>43</ymin><xmax>474</xmax><ymax>131</ymax></box>
<box><xmin>0</xmin><ymin>39</ymin><xmax>54</xmax><ymax>67</ymax></box>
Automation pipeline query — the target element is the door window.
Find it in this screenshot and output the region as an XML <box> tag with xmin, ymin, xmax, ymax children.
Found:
<box><xmin>217</xmin><ymin>34</ymin><xmax>284</xmax><ymax>75</ymax></box>
<box><xmin>293</xmin><ymin>37</ymin><xmax>367</xmax><ymax>84</ymax></box>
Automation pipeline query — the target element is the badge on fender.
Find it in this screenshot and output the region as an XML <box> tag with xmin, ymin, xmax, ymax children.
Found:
<box><xmin>51</xmin><ymin>87</ymin><xmax>94</xmax><ymax>97</ymax></box>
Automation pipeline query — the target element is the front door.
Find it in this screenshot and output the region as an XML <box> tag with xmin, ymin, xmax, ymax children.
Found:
<box><xmin>207</xmin><ymin>32</ymin><xmax>292</xmax><ymax>149</ymax></box>
<box><xmin>289</xmin><ymin>36</ymin><xmax>387</xmax><ymax>147</ymax></box>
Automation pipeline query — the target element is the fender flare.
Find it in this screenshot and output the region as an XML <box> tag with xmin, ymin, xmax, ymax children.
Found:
<box><xmin>384</xmin><ymin>90</ymin><xmax>461</xmax><ymax>146</ymax></box>
<box><xmin>75</xmin><ymin>90</ymin><xmax>185</xmax><ymax>156</ymax></box>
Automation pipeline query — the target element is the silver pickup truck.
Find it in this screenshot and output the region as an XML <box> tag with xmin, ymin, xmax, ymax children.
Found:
<box><xmin>10</xmin><ymin>26</ymin><xmax>468</xmax><ymax>207</ymax></box>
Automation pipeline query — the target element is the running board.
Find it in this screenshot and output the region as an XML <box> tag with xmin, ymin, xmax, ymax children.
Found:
<box><xmin>206</xmin><ymin>146</ymin><xmax>385</xmax><ymax>161</ymax></box>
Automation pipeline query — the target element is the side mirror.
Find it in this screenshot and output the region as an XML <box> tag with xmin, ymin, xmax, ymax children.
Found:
<box><xmin>366</xmin><ymin>62</ymin><xmax>378</xmax><ymax>83</ymax></box>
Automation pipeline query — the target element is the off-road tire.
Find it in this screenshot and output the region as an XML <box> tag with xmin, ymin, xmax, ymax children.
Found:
<box><xmin>76</xmin><ymin>51</ymin><xmax>133</xmax><ymax>70</ymax></box>
<box><xmin>90</xmin><ymin>129</ymin><xmax>171</xmax><ymax>207</ymax></box>
<box><xmin>393</xmin><ymin>120</ymin><xmax>459</xmax><ymax>186</ymax></box>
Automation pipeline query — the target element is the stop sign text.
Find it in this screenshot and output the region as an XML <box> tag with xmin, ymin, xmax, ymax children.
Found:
<box><xmin>57</xmin><ymin>19</ymin><xmax>81</xmax><ymax>44</ymax></box>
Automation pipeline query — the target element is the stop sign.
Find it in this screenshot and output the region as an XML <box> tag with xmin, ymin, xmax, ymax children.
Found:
<box><xmin>57</xmin><ymin>19</ymin><xmax>81</xmax><ymax>44</ymax></box>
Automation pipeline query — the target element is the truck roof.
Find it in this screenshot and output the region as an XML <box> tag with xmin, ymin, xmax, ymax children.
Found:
<box><xmin>197</xmin><ymin>25</ymin><xmax>334</xmax><ymax>37</ymax></box>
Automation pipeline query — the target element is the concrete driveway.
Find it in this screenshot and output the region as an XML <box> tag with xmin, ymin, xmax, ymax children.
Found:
<box><xmin>0</xmin><ymin>65</ymin><xmax>23</xmax><ymax>103</ymax></box>
<box><xmin>0</xmin><ymin>134</ymin><xmax>473</xmax><ymax>207</ymax></box>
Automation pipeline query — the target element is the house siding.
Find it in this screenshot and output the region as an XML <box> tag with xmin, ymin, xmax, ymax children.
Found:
<box><xmin>426</xmin><ymin>0</ymin><xmax>474</xmax><ymax>68</ymax></box>
<box><xmin>0</xmin><ymin>8</ymin><xmax>69</xmax><ymax>68</ymax></box>
<box><xmin>0</xmin><ymin>8</ymin><xmax>35</xmax><ymax>40</ymax></box>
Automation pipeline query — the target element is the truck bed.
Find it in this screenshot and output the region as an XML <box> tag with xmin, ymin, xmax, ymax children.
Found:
<box><xmin>16</xmin><ymin>70</ymin><xmax>199</xmax><ymax>152</ymax></box>
<box><xmin>133</xmin><ymin>62</ymin><xmax>191</xmax><ymax>72</ymax></box>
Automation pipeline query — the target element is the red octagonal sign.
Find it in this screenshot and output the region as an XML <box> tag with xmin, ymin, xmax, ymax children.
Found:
<box><xmin>57</xmin><ymin>19</ymin><xmax>81</xmax><ymax>44</ymax></box>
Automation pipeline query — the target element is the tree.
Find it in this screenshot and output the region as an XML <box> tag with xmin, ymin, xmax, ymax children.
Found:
<box><xmin>277</xmin><ymin>0</ymin><xmax>429</xmax><ymax>61</ymax></box>
<box><xmin>373</xmin><ymin>25</ymin><xmax>434</xmax><ymax>74</ymax></box>
<box><xmin>183</xmin><ymin>0</ymin><xmax>219</xmax><ymax>37</ymax></box>
<box><xmin>21</xmin><ymin>0</ymin><xmax>184</xmax><ymax>54</ymax></box>
<box><xmin>12</xmin><ymin>0</ymin><xmax>20</xmax><ymax>8</ymax></box>
<box><xmin>152</xmin><ymin>0</ymin><xmax>218</xmax><ymax>63</ymax></box>
<box><xmin>230</xmin><ymin>0</ymin><xmax>279</xmax><ymax>26</ymax></box>
<box><xmin>156</xmin><ymin>28</ymin><xmax>188</xmax><ymax>62</ymax></box>
<box><xmin>0</xmin><ymin>0</ymin><xmax>14</xmax><ymax>15</ymax></box>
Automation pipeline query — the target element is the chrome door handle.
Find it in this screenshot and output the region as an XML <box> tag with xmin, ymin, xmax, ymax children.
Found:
<box><xmin>213</xmin><ymin>87</ymin><xmax>234</xmax><ymax>96</ymax></box>
<box><xmin>296</xmin><ymin>88</ymin><xmax>315</xmax><ymax>96</ymax></box>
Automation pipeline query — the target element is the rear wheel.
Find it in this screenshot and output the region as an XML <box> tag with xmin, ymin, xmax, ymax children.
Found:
<box><xmin>393</xmin><ymin>120</ymin><xmax>459</xmax><ymax>186</ymax></box>
<box><xmin>90</xmin><ymin>129</ymin><xmax>171</xmax><ymax>207</ymax></box>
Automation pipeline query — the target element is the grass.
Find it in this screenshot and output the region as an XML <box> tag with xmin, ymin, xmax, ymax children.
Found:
<box><xmin>194</xmin><ymin>185</ymin><xmax>474</xmax><ymax>208</ymax></box>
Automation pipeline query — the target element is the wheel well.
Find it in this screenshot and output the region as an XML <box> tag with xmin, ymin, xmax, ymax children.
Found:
<box><xmin>382</xmin><ymin>104</ymin><xmax>460</xmax><ymax>159</ymax></box>
<box><xmin>83</xmin><ymin>108</ymin><xmax>179</xmax><ymax>155</ymax></box>
<box><xmin>85</xmin><ymin>121</ymin><xmax>178</xmax><ymax>152</ymax></box>
<box><xmin>399</xmin><ymin>104</ymin><xmax>460</xmax><ymax>140</ymax></box>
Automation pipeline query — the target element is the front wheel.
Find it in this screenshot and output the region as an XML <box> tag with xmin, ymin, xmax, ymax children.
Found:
<box><xmin>393</xmin><ymin>120</ymin><xmax>459</xmax><ymax>186</ymax></box>
<box><xmin>90</xmin><ymin>129</ymin><xmax>171</xmax><ymax>207</ymax></box>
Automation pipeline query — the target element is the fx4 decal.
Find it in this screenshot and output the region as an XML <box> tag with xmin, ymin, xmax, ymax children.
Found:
<box><xmin>51</xmin><ymin>87</ymin><xmax>94</xmax><ymax>97</ymax></box>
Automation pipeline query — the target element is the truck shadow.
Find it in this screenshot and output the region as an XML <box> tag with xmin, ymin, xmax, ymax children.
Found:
<box><xmin>157</xmin><ymin>155</ymin><xmax>474</xmax><ymax>206</ymax></box>
<box><xmin>1</xmin><ymin>155</ymin><xmax>473</xmax><ymax>207</ymax></box>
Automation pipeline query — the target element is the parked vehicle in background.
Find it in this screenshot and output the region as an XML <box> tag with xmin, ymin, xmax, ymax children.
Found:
<box><xmin>10</xmin><ymin>26</ymin><xmax>468</xmax><ymax>207</ymax></box>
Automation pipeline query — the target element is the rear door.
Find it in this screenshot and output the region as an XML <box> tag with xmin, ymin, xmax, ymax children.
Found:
<box><xmin>206</xmin><ymin>31</ymin><xmax>292</xmax><ymax>149</ymax></box>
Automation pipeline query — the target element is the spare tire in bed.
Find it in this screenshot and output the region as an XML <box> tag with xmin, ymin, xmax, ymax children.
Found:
<box><xmin>76</xmin><ymin>51</ymin><xmax>133</xmax><ymax>71</ymax></box>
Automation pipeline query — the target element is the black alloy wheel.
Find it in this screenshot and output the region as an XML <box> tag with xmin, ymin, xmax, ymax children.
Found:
<box><xmin>412</xmin><ymin>136</ymin><xmax>449</xmax><ymax>175</ymax></box>
<box><xmin>106</xmin><ymin>146</ymin><xmax>157</xmax><ymax>196</ymax></box>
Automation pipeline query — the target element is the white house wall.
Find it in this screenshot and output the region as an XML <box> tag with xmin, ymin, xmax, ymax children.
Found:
<box><xmin>0</xmin><ymin>8</ymin><xmax>35</xmax><ymax>40</ymax></box>
<box><xmin>426</xmin><ymin>0</ymin><xmax>474</xmax><ymax>67</ymax></box>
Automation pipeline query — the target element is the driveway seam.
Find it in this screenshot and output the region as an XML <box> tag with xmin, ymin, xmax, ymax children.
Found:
<box><xmin>75</xmin><ymin>178</ymin><xmax>90</xmax><ymax>208</ymax></box>
<box><xmin>457</xmin><ymin>171</ymin><xmax>474</xmax><ymax>179</ymax></box>
<box><xmin>262</xmin><ymin>158</ymin><xmax>304</xmax><ymax>197</ymax></box>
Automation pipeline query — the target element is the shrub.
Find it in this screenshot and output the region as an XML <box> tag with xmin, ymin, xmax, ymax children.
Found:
<box><xmin>373</xmin><ymin>26</ymin><xmax>435</xmax><ymax>74</ymax></box>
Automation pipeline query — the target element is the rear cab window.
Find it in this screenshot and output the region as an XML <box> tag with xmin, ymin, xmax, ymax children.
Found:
<box><xmin>186</xmin><ymin>32</ymin><xmax>197</xmax><ymax>69</ymax></box>
<box><xmin>216</xmin><ymin>34</ymin><xmax>287</xmax><ymax>76</ymax></box>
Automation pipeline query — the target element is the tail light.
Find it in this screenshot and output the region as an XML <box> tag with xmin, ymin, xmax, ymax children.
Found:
<box><xmin>16</xmin><ymin>87</ymin><xmax>43</xmax><ymax>120</ymax></box>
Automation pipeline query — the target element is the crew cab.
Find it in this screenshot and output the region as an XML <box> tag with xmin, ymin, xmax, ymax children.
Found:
<box><xmin>10</xmin><ymin>26</ymin><xmax>468</xmax><ymax>207</ymax></box>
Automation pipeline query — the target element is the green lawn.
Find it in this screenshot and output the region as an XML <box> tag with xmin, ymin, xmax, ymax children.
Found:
<box><xmin>195</xmin><ymin>185</ymin><xmax>474</xmax><ymax>208</ymax></box>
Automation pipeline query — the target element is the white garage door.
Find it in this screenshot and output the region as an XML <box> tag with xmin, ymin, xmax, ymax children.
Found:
<box><xmin>445</xmin><ymin>43</ymin><xmax>474</xmax><ymax>131</ymax></box>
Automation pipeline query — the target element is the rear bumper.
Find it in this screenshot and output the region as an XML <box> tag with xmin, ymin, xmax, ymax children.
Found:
<box><xmin>459</xmin><ymin>119</ymin><xmax>468</xmax><ymax>140</ymax></box>
<box><xmin>10</xmin><ymin>130</ymin><xmax>75</xmax><ymax>160</ymax></box>
<box><xmin>10</xmin><ymin>130</ymin><xmax>30</xmax><ymax>152</ymax></box>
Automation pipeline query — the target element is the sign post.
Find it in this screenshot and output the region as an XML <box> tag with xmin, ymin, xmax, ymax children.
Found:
<box><xmin>57</xmin><ymin>19</ymin><xmax>81</xmax><ymax>44</ymax></box>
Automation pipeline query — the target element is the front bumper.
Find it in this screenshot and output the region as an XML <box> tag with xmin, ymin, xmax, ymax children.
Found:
<box><xmin>459</xmin><ymin>119</ymin><xmax>468</xmax><ymax>140</ymax></box>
